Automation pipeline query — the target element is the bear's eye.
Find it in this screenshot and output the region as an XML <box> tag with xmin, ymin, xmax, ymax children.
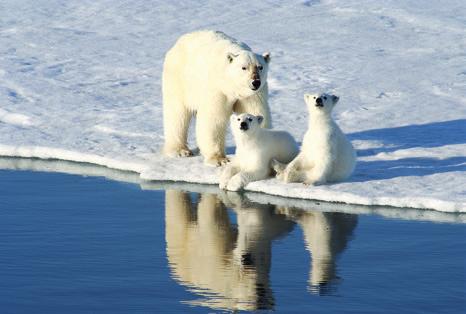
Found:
<box><xmin>248</xmin><ymin>118</ymin><xmax>253</xmax><ymax>122</ymax></box>
<box><xmin>323</xmin><ymin>96</ymin><xmax>327</xmax><ymax>100</ymax></box>
<box><xmin>241</xmin><ymin>66</ymin><xmax>247</xmax><ymax>71</ymax></box>
<box><xmin>313</xmin><ymin>96</ymin><xmax>316</xmax><ymax>99</ymax></box>
<box><xmin>237</xmin><ymin>118</ymin><xmax>240</xmax><ymax>121</ymax></box>
<box><xmin>258</xmin><ymin>65</ymin><xmax>263</xmax><ymax>71</ymax></box>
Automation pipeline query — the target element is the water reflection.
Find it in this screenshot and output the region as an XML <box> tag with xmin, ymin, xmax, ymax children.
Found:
<box><xmin>165</xmin><ymin>190</ymin><xmax>357</xmax><ymax>311</ymax></box>
<box><xmin>279</xmin><ymin>207</ymin><xmax>357</xmax><ymax>294</ymax></box>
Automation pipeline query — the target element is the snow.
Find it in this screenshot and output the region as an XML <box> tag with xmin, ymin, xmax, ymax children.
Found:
<box><xmin>1</xmin><ymin>0</ymin><xmax>465</xmax><ymax>213</ymax></box>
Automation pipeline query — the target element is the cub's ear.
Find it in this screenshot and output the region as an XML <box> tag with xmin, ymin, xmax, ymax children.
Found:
<box><xmin>262</xmin><ymin>52</ymin><xmax>271</xmax><ymax>63</ymax></box>
<box><xmin>257</xmin><ymin>115</ymin><xmax>264</xmax><ymax>124</ymax></box>
<box><xmin>304</xmin><ymin>93</ymin><xmax>317</xmax><ymax>104</ymax></box>
<box><xmin>227</xmin><ymin>52</ymin><xmax>237</xmax><ymax>63</ymax></box>
<box><xmin>304</xmin><ymin>94</ymin><xmax>317</xmax><ymax>104</ymax></box>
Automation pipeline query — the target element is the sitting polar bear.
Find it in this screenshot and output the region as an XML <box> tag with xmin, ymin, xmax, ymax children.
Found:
<box><xmin>162</xmin><ymin>30</ymin><xmax>272</xmax><ymax>166</ymax></box>
<box><xmin>274</xmin><ymin>93</ymin><xmax>356</xmax><ymax>185</ymax></box>
<box><xmin>220</xmin><ymin>113</ymin><xmax>298</xmax><ymax>191</ymax></box>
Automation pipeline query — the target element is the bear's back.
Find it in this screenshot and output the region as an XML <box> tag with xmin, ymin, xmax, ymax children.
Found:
<box><xmin>175</xmin><ymin>30</ymin><xmax>251</xmax><ymax>56</ymax></box>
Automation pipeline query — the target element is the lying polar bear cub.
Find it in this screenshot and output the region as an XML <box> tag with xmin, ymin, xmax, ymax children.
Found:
<box><xmin>220</xmin><ymin>113</ymin><xmax>299</xmax><ymax>191</ymax></box>
<box><xmin>273</xmin><ymin>93</ymin><xmax>356</xmax><ymax>185</ymax></box>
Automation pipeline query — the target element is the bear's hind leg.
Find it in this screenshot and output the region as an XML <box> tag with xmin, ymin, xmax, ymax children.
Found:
<box><xmin>163</xmin><ymin>97</ymin><xmax>193</xmax><ymax>157</ymax></box>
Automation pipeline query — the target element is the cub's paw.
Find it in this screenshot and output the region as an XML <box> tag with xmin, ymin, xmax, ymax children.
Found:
<box><xmin>219</xmin><ymin>179</ymin><xmax>228</xmax><ymax>190</ymax></box>
<box><xmin>271</xmin><ymin>159</ymin><xmax>286</xmax><ymax>178</ymax></box>
<box><xmin>283</xmin><ymin>170</ymin><xmax>294</xmax><ymax>183</ymax></box>
<box><xmin>226</xmin><ymin>174</ymin><xmax>244</xmax><ymax>192</ymax></box>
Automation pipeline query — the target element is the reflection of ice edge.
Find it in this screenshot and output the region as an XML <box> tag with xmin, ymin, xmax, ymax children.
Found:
<box><xmin>0</xmin><ymin>157</ymin><xmax>141</xmax><ymax>184</ymax></box>
<box><xmin>1</xmin><ymin>156</ymin><xmax>464</xmax><ymax>224</ymax></box>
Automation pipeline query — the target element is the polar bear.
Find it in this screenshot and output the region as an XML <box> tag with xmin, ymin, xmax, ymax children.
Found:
<box><xmin>220</xmin><ymin>113</ymin><xmax>298</xmax><ymax>191</ymax></box>
<box><xmin>274</xmin><ymin>93</ymin><xmax>356</xmax><ymax>185</ymax></box>
<box><xmin>162</xmin><ymin>30</ymin><xmax>272</xmax><ymax>166</ymax></box>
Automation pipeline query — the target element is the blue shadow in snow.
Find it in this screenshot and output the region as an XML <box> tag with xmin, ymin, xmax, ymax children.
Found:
<box><xmin>349</xmin><ymin>119</ymin><xmax>466</xmax><ymax>157</ymax></box>
<box><xmin>350</xmin><ymin>156</ymin><xmax>466</xmax><ymax>182</ymax></box>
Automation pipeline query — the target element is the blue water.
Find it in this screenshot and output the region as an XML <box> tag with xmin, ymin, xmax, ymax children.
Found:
<box><xmin>0</xmin><ymin>168</ymin><xmax>465</xmax><ymax>313</ymax></box>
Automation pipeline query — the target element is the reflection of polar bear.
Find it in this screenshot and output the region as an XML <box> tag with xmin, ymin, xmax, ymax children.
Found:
<box><xmin>279</xmin><ymin>207</ymin><xmax>357</xmax><ymax>294</ymax></box>
<box><xmin>162</xmin><ymin>30</ymin><xmax>271</xmax><ymax>166</ymax></box>
<box><xmin>274</xmin><ymin>93</ymin><xmax>356</xmax><ymax>185</ymax></box>
<box><xmin>220</xmin><ymin>113</ymin><xmax>298</xmax><ymax>191</ymax></box>
<box><xmin>165</xmin><ymin>190</ymin><xmax>294</xmax><ymax>311</ymax></box>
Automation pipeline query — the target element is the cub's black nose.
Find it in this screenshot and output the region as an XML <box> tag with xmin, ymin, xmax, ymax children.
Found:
<box><xmin>316</xmin><ymin>97</ymin><xmax>323</xmax><ymax>107</ymax></box>
<box><xmin>240</xmin><ymin>121</ymin><xmax>249</xmax><ymax>130</ymax></box>
<box><xmin>251</xmin><ymin>79</ymin><xmax>261</xmax><ymax>90</ymax></box>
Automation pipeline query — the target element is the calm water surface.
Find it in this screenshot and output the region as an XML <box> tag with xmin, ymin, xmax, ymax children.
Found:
<box><xmin>0</xmin><ymin>167</ymin><xmax>465</xmax><ymax>313</ymax></box>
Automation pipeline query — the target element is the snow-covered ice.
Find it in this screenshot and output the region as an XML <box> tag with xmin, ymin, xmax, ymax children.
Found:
<box><xmin>1</xmin><ymin>0</ymin><xmax>465</xmax><ymax>212</ymax></box>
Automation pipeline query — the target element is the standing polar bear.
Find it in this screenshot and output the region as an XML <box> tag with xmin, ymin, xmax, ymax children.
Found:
<box><xmin>220</xmin><ymin>113</ymin><xmax>298</xmax><ymax>191</ymax></box>
<box><xmin>162</xmin><ymin>30</ymin><xmax>272</xmax><ymax>166</ymax></box>
<box><xmin>274</xmin><ymin>93</ymin><xmax>356</xmax><ymax>185</ymax></box>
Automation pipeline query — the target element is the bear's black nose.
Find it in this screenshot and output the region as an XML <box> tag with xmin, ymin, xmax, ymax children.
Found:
<box><xmin>240</xmin><ymin>121</ymin><xmax>249</xmax><ymax>130</ymax></box>
<box><xmin>251</xmin><ymin>79</ymin><xmax>261</xmax><ymax>90</ymax></box>
<box><xmin>316</xmin><ymin>97</ymin><xmax>323</xmax><ymax>107</ymax></box>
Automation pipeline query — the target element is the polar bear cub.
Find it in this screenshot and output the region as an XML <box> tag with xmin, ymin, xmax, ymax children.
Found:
<box><xmin>274</xmin><ymin>93</ymin><xmax>356</xmax><ymax>185</ymax></box>
<box><xmin>220</xmin><ymin>113</ymin><xmax>298</xmax><ymax>191</ymax></box>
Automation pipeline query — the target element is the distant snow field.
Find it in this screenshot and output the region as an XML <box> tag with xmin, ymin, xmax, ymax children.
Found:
<box><xmin>1</xmin><ymin>0</ymin><xmax>465</xmax><ymax>212</ymax></box>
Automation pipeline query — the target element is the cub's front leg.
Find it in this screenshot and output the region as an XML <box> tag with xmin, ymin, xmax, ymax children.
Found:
<box><xmin>219</xmin><ymin>163</ymin><xmax>239</xmax><ymax>190</ymax></box>
<box><xmin>283</xmin><ymin>153</ymin><xmax>306</xmax><ymax>183</ymax></box>
<box><xmin>226</xmin><ymin>168</ymin><xmax>268</xmax><ymax>192</ymax></box>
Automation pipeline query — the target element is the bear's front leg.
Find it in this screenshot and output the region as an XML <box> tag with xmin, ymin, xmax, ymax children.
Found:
<box><xmin>196</xmin><ymin>96</ymin><xmax>232</xmax><ymax>166</ymax></box>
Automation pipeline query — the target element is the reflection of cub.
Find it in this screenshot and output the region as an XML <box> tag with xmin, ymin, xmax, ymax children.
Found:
<box><xmin>279</xmin><ymin>208</ymin><xmax>357</xmax><ymax>294</ymax></box>
<box><xmin>165</xmin><ymin>190</ymin><xmax>294</xmax><ymax>311</ymax></box>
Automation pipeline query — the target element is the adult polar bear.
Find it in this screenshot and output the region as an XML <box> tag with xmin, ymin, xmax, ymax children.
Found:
<box><xmin>162</xmin><ymin>30</ymin><xmax>271</xmax><ymax>166</ymax></box>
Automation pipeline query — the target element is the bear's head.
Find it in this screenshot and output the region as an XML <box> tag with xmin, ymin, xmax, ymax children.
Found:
<box><xmin>225</xmin><ymin>51</ymin><xmax>270</xmax><ymax>98</ymax></box>
<box><xmin>304</xmin><ymin>93</ymin><xmax>339</xmax><ymax>115</ymax></box>
<box><xmin>230</xmin><ymin>113</ymin><xmax>264</xmax><ymax>137</ymax></box>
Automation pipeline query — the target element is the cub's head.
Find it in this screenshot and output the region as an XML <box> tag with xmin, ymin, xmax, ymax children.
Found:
<box><xmin>230</xmin><ymin>113</ymin><xmax>264</xmax><ymax>137</ymax></box>
<box><xmin>225</xmin><ymin>51</ymin><xmax>270</xmax><ymax>97</ymax></box>
<box><xmin>304</xmin><ymin>93</ymin><xmax>339</xmax><ymax>115</ymax></box>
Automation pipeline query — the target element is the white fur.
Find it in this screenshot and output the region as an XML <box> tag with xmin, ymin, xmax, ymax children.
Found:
<box><xmin>274</xmin><ymin>93</ymin><xmax>356</xmax><ymax>185</ymax></box>
<box><xmin>162</xmin><ymin>30</ymin><xmax>271</xmax><ymax>166</ymax></box>
<box><xmin>220</xmin><ymin>113</ymin><xmax>299</xmax><ymax>191</ymax></box>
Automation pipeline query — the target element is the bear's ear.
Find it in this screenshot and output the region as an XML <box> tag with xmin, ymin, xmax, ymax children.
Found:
<box><xmin>227</xmin><ymin>52</ymin><xmax>236</xmax><ymax>63</ymax></box>
<box><xmin>262</xmin><ymin>52</ymin><xmax>271</xmax><ymax>63</ymax></box>
<box><xmin>257</xmin><ymin>115</ymin><xmax>264</xmax><ymax>124</ymax></box>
